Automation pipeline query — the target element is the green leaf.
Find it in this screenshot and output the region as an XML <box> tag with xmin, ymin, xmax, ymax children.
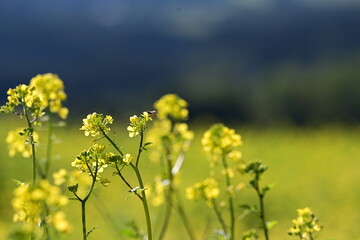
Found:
<box><xmin>262</xmin><ymin>183</ymin><xmax>276</xmax><ymax>195</ymax></box>
<box><xmin>68</xmin><ymin>183</ymin><xmax>78</xmax><ymax>193</ymax></box>
<box><xmin>266</xmin><ymin>221</ymin><xmax>278</xmax><ymax>229</ymax></box>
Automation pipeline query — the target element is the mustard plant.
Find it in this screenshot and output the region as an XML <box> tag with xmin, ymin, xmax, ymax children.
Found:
<box><xmin>187</xmin><ymin>123</ymin><xmax>243</xmax><ymax>240</ymax></box>
<box><xmin>1</xmin><ymin>74</ymin><xmax>71</xmax><ymax>240</ymax></box>
<box><xmin>288</xmin><ymin>207</ymin><xmax>322</xmax><ymax>240</ymax></box>
<box><xmin>69</xmin><ymin>143</ymin><xmax>112</xmax><ymax>240</ymax></box>
<box><xmin>78</xmin><ymin>111</ymin><xmax>154</xmax><ymax>240</ymax></box>
<box><xmin>147</xmin><ymin>94</ymin><xmax>195</xmax><ymax>240</ymax></box>
<box><xmin>241</xmin><ymin>161</ymin><xmax>276</xmax><ymax>240</ymax></box>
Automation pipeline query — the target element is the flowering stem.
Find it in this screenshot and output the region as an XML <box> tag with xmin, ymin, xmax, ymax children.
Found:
<box><xmin>130</xmin><ymin>162</ymin><xmax>153</xmax><ymax>240</ymax></box>
<box><xmin>221</xmin><ymin>154</ymin><xmax>235</xmax><ymax>240</ymax></box>
<box><xmin>211</xmin><ymin>199</ymin><xmax>228</xmax><ymax>236</ymax></box>
<box><xmin>45</xmin><ymin>113</ymin><xmax>53</xmax><ymax>178</ymax></box>
<box><xmin>174</xmin><ymin>193</ymin><xmax>196</xmax><ymax>240</ymax></box>
<box><xmin>255</xmin><ymin>187</ymin><xmax>269</xmax><ymax>240</ymax></box>
<box><xmin>158</xmin><ymin>147</ymin><xmax>174</xmax><ymax>240</ymax></box>
<box><xmin>135</xmin><ymin>132</ymin><xmax>144</xmax><ymax>167</ymax></box>
<box><xmin>23</xmin><ymin>104</ymin><xmax>45</xmax><ymax>183</ymax></box>
<box><xmin>103</xmin><ymin>129</ymin><xmax>152</xmax><ymax>240</ymax></box>
<box><xmin>73</xmin><ymin>156</ymin><xmax>99</xmax><ymax>240</ymax></box>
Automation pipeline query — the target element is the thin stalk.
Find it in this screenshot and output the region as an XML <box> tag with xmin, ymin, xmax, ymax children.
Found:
<box><xmin>253</xmin><ymin>180</ymin><xmax>269</xmax><ymax>240</ymax></box>
<box><xmin>45</xmin><ymin>113</ymin><xmax>53</xmax><ymax>177</ymax></box>
<box><xmin>174</xmin><ymin>194</ymin><xmax>196</xmax><ymax>240</ymax></box>
<box><xmin>221</xmin><ymin>154</ymin><xmax>235</xmax><ymax>240</ymax></box>
<box><xmin>23</xmin><ymin>105</ymin><xmax>37</xmax><ymax>184</ymax></box>
<box><xmin>73</xmin><ymin>156</ymin><xmax>99</xmax><ymax>240</ymax></box>
<box><xmin>211</xmin><ymin>199</ymin><xmax>228</xmax><ymax>236</ymax></box>
<box><xmin>130</xmin><ymin>162</ymin><xmax>152</xmax><ymax>240</ymax></box>
<box><xmin>103</xmin><ymin>129</ymin><xmax>152</xmax><ymax>240</ymax></box>
<box><xmin>135</xmin><ymin>133</ymin><xmax>144</xmax><ymax>167</ymax></box>
<box><xmin>158</xmin><ymin>147</ymin><xmax>173</xmax><ymax>240</ymax></box>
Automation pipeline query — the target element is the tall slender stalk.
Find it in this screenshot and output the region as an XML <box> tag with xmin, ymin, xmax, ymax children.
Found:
<box><xmin>211</xmin><ymin>199</ymin><xmax>228</xmax><ymax>236</ymax></box>
<box><xmin>72</xmin><ymin>156</ymin><xmax>98</xmax><ymax>240</ymax></box>
<box><xmin>103</xmin><ymin>129</ymin><xmax>152</xmax><ymax>240</ymax></box>
<box><xmin>45</xmin><ymin>113</ymin><xmax>53</xmax><ymax>177</ymax></box>
<box><xmin>158</xmin><ymin>147</ymin><xmax>174</xmax><ymax>240</ymax></box>
<box><xmin>254</xmin><ymin>186</ymin><xmax>269</xmax><ymax>240</ymax></box>
<box><xmin>221</xmin><ymin>154</ymin><xmax>235</xmax><ymax>240</ymax></box>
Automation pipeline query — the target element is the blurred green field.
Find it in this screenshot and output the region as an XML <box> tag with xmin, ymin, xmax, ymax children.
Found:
<box><xmin>1</xmin><ymin>116</ymin><xmax>360</xmax><ymax>240</ymax></box>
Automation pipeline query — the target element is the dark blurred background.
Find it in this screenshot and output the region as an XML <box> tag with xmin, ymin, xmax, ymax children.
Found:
<box><xmin>1</xmin><ymin>0</ymin><xmax>360</xmax><ymax>125</ymax></box>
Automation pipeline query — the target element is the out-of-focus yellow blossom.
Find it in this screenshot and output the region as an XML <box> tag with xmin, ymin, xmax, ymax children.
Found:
<box><xmin>80</xmin><ymin>112</ymin><xmax>113</xmax><ymax>137</ymax></box>
<box><xmin>154</xmin><ymin>94</ymin><xmax>189</xmax><ymax>121</ymax></box>
<box><xmin>12</xmin><ymin>180</ymin><xmax>70</xmax><ymax>234</ymax></box>
<box><xmin>53</xmin><ymin>168</ymin><xmax>68</xmax><ymax>186</ymax></box>
<box><xmin>71</xmin><ymin>144</ymin><xmax>112</xmax><ymax>186</ymax></box>
<box><xmin>0</xmin><ymin>84</ymin><xmax>44</xmax><ymax>118</ymax></box>
<box><xmin>127</xmin><ymin>111</ymin><xmax>153</xmax><ymax>138</ymax></box>
<box><xmin>6</xmin><ymin>128</ymin><xmax>39</xmax><ymax>158</ymax></box>
<box><xmin>201</xmin><ymin>124</ymin><xmax>242</xmax><ymax>164</ymax></box>
<box><xmin>222</xmin><ymin>168</ymin><xmax>235</xmax><ymax>178</ymax></box>
<box><xmin>151</xmin><ymin>177</ymin><xmax>166</xmax><ymax>206</ymax></box>
<box><xmin>48</xmin><ymin>211</ymin><xmax>72</xmax><ymax>233</ymax></box>
<box><xmin>29</xmin><ymin>73</ymin><xmax>69</xmax><ymax>119</ymax></box>
<box><xmin>186</xmin><ymin>178</ymin><xmax>220</xmax><ymax>202</ymax></box>
<box><xmin>288</xmin><ymin>207</ymin><xmax>322</xmax><ymax>239</ymax></box>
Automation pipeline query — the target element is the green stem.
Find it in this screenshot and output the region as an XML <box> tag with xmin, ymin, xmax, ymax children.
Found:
<box><xmin>45</xmin><ymin>113</ymin><xmax>53</xmax><ymax>177</ymax></box>
<box><xmin>221</xmin><ymin>154</ymin><xmax>235</xmax><ymax>240</ymax></box>
<box><xmin>254</xmin><ymin>180</ymin><xmax>269</xmax><ymax>240</ymax></box>
<box><xmin>174</xmin><ymin>195</ymin><xmax>196</xmax><ymax>240</ymax></box>
<box><xmin>81</xmin><ymin>201</ymin><xmax>87</xmax><ymax>240</ymax></box>
<box><xmin>158</xmin><ymin>147</ymin><xmax>174</xmax><ymax>240</ymax></box>
<box><xmin>23</xmin><ymin>105</ymin><xmax>39</xmax><ymax>184</ymax></box>
<box><xmin>211</xmin><ymin>199</ymin><xmax>228</xmax><ymax>236</ymax></box>
<box><xmin>135</xmin><ymin>132</ymin><xmax>144</xmax><ymax>167</ymax></box>
<box><xmin>130</xmin><ymin>163</ymin><xmax>153</xmax><ymax>240</ymax></box>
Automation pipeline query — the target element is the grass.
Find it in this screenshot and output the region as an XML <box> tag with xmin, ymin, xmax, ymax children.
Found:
<box><xmin>1</xmin><ymin>116</ymin><xmax>360</xmax><ymax>239</ymax></box>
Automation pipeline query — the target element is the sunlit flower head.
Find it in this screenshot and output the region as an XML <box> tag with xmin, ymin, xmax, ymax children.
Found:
<box><xmin>127</xmin><ymin>111</ymin><xmax>153</xmax><ymax>138</ymax></box>
<box><xmin>80</xmin><ymin>112</ymin><xmax>113</xmax><ymax>137</ymax></box>
<box><xmin>288</xmin><ymin>207</ymin><xmax>322</xmax><ymax>239</ymax></box>
<box><xmin>6</xmin><ymin>128</ymin><xmax>39</xmax><ymax>158</ymax></box>
<box><xmin>154</xmin><ymin>94</ymin><xmax>189</xmax><ymax>121</ymax></box>
<box><xmin>0</xmin><ymin>84</ymin><xmax>44</xmax><ymax>118</ymax></box>
<box><xmin>71</xmin><ymin>144</ymin><xmax>112</xmax><ymax>186</ymax></box>
<box><xmin>30</xmin><ymin>73</ymin><xmax>69</xmax><ymax>119</ymax></box>
<box><xmin>201</xmin><ymin>124</ymin><xmax>242</xmax><ymax>164</ymax></box>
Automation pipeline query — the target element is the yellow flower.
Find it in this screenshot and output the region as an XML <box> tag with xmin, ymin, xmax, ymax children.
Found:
<box><xmin>154</xmin><ymin>94</ymin><xmax>189</xmax><ymax>121</ymax></box>
<box><xmin>1</xmin><ymin>84</ymin><xmax>44</xmax><ymax>118</ymax></box>
<box><xmin>30</xmin><ymin>73</ymin><xmax>69</xmax><ymax>119</ymax></box>
<box><xmin>186</xmin><ymin>178</ymin><xmax>220</xmax><ymax>203</ymax></box>
<box><xmin>288</xmin><ymin>207</ymin><xmax>322</xmax><ymax>239</ymax></box>
<box><xmin>53</xmin><ymin>169</ymin><xmax>68</xmax><ymax>186</ymax></box>
<box><xmin>122</xmin><ymin>153</ymin><xmax>133</xmax><ymax>164</ymax></box>
<box><xmin>127</xmin><ymin>112</ymin><xmax>153</xmax><ymax>138</ymax></box>
<box><xmin>6</xmin><ymin>128</ymin><xmax>39</xmax><ymax>158</ymax></box>
<box><xmin>201</xmin><ymin>124</ymin><xmax>242</xmax><ymax>164</ymax></box>
<box><xmin>12</xmin><ymin>180</ymin><xmax>70</xmax><ymax>234</ymax></box>
<box><xmin>80</xmin><ymin>112</ymin><xmax>113</xmax><ymax>137</ymax></box>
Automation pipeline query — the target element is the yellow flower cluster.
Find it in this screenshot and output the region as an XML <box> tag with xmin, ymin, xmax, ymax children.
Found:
<box><xmin>154</xmin><ymin>94</ymin><xmax>189</xmax><ymax>121</ymax></box>
<box><xmin>288</xmin><ymin>207</ymin><xmax>322</xmax><ymax>239</ymax></box>
<box><xmin>12</xmin><ymin>180</ymin><xmax>71</xmax><ymax>233</ymax></box>
<box><xmin>72</xmin><ymin>144</ymin><xmax>110</xmax><ymax>174</ymax></box>
<box><xmin>30</xmin><ymin>73</ymin><xmax>69</xmax><ymax>119</ymax></box>
<box><xmin>80</xmin><ymin>112</ymin><xmax>113</xmax><ymax>137</ymax></box>
<box><xmin>127</xmin><ymin>111</ymin><xmax>153</xmax><ymax>137</ymax></box>
<box><xmin>0</xmin><ymin>84</ymin><xmax>44</xmax><ymax>118</ymax></box>
<box><xmin>186</xmin><ymin>178</ymin><xmax>220</xmax><ymax>203</ymax></box>
<box><xmin>201</xmin><ymin>124</ymin><xmax>242</xmax><ymax>164</ymax></box>
<box><xmin>6</xmin><ymin>128</ymin><xmax>39</xmax><ymax>158</ymax></box>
